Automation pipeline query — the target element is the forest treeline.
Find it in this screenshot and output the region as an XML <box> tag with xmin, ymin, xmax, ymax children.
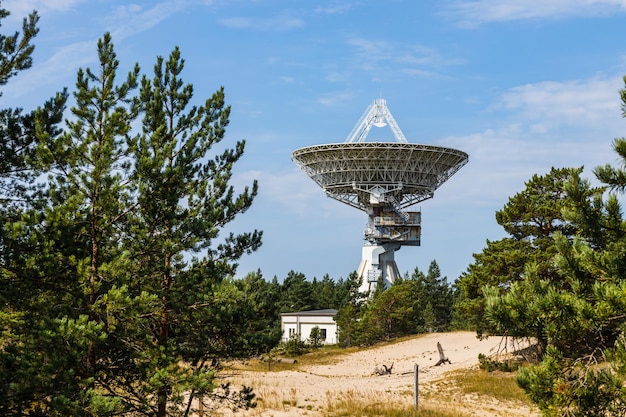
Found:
<box><xmin>238</xmin><ymin>259</ymin><xmax>457</xmax><ymax>349</ymax></box>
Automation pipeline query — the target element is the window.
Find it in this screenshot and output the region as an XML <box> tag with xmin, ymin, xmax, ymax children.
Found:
<box><xmin>320</xmin><ymin>328</ymin><xmax>327</xmax><ymax>340</ymax></box>
<box><xmin>288</xmin><ymin>328</ymin><xmax>296</xmax><ymax>337</ymax></box>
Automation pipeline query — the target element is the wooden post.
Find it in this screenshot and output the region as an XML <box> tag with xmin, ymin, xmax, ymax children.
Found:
<box><xmin>435</xmin><ymin>341</ymin><xmax>451</xmax><ymax>366</ymax></box>
<box><xmin>414</xmin><ymin>364</ymin><xmax>419</xmax><ymax>410</ymax></box>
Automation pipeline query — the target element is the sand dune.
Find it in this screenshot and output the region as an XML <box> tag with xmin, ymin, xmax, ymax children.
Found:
<box><xmin>222</xmin><ymin>331</ymin><xmax>540</xmax><ymax>417</ymax></box>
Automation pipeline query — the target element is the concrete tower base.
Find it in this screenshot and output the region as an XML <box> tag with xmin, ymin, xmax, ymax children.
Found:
<box><xmin>356</xmin><ymin>242</ymin><xmax>401</xmax><ymax>294</ymax></box>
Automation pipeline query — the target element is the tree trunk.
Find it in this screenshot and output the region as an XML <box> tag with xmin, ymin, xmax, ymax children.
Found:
<box><xmin>157</xmin><ymin>252</ymin><xmax>172</xmax><ymax>417</ymax></box>
<box><xmin>87</xmin><ymin>197</ymin><xmax>100</xmax><ymax>379</ymax></box>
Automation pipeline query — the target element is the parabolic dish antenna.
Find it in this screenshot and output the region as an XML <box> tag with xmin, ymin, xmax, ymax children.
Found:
<box><xmin>292</xmin><ymin>99</ymin><xmax>468</xmax><ymax>294</ymax></box>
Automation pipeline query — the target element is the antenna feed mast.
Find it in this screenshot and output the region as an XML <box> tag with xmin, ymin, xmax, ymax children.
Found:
<box><xmin>345</xmin><ymin>98</ymin><xmax>408</xmax><ymax>144</ymax></box>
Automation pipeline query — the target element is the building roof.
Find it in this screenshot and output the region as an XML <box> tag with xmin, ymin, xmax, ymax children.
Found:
<box><xmin>280</xmin><ymin>309</ymin><xmax>338</xmax><ymax>317</ymax></box>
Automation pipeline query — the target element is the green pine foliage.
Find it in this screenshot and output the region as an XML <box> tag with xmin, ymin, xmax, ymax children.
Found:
<box><xmin>0</xmin><ymin>7</ymin><xmax>38</xmax><ymax>86</ymax></box>
<box><xmin>1</xmin><ymin>26</ymin><xmax>264</xmax><ymax>415</ymax></box>
<box><xmin>233</xmin><ymin>270</ymin><xmax>282</xmax><ymax>355</ymax></box>
<box><xmin>0</xmin><ymin>6</ymin><xmax>72</xmax><ymax>415</ymax></box>
<box><xmin>334</xmin><ymin>261</ymin><xmax>455</xmax><ymax>346</ymax></box>
<box><xmin>273</xmin><ymin>269</ymin><xmax>361</xmax><ymax>314</ymax></box>
<box><xmin>463</xmin><ymin>75</ymin><xmax>626</xmax><ymax>416</ymax></box>
<box><xmin>278</xmin><ymin>270</ymin><xmax>314</xmax><ymax>312</ymax></box>
<box><xmin>454</xmin><ymin>167</ymin><xmax>586</xmax><ymax>339</ymax></box>
<box><xmin>0</xmin><ymin>6</ymin><xmax>66</xmax><ymax>202</ymax></box>
<box><xmin>307</xmin><ymin>326</ymin><xmax>325</xmax><ymax>348</ymax></box>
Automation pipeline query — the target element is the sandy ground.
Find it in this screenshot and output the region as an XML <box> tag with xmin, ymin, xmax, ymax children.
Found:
<box><xmin>220</xmin><ymin>332</ymin><xmax>541</xmax><ymax>417</ymax></box>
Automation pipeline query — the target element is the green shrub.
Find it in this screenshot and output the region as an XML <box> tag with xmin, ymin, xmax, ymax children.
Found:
<box><xmin>478</xmin><ymin>353</ymin><xmax>520</xmax><ymax>372</ymax></box>
<box><xmin>308</xmin><ymin>326</ymin><xmax>325</xmax><ymax>348</ymax></box>
<box><xmin>283</xmin><ymin>334</ymin><xmax>308</xmax><ymax>356</ymax></box>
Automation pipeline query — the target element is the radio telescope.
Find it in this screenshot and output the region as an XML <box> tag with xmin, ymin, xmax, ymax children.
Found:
<box><xmin>292</xmin><ymin>99</ymin><xmax>468</xmax><ymax>294</ymax></box>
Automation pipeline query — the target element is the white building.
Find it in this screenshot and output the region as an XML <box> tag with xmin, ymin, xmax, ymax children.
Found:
<box><xmin>280</xmin><ymin>309</ymin><xmax>338</xmax><ymax>345</ymax></box>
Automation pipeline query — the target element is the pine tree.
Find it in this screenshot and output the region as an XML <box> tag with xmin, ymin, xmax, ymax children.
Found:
<box><xmin>2</xmin><ymin>30</ymin><xmax>263</xmax><ymax>416</ymax></box>
<box><xmin>0</xmin><ymin>5</ymin><xmax>39</xmax><ymax>195</ymax></box>
<box><xmin>455</xmin><ymin>167</ymin><xmax>585</xmax><ymax>338</ymax></box>
<box><xmin>0</xmin><ymin>6</ymin><xmax>71</xmax><ymax>415</ymax></box>
<box><xmin>358</xmin><ymin>280</ymin><xmax>415</xmax><ymax>342</ymax></box>
<box><xmin>310</xmin><ymin>274</ymin><xmax>341</xmax><ymax>309</ymax></box>
<box><xmin>484</xmin><ymin>77</ymin><xmax>626</xmax><ymax>415</ymax></box>
<box><xmin>8</xmin><ymin>32</ymin><xmax>141</xmax><ymax>415</ymax></box>
<box><xmin>421</xmin><ymin>260</ymin><xmax>453</xmax><ymax>331</ymax></box>
<box><xmin>61</xmin><ymin>30</ymin><xmax>139</xmax><ymax>377</ymax></box>
<box><xmin>121</xmin><ymin>45</ymin><xmax>262</xmax><ymax>416</ymax></box>
<box><xmin>0</xmin><ymin>7</ymin><xmax>67</xmax><ymax>200</ymax></box>
<box><xmin>335</xmin><ymin>271</ymin><xmax>365</xmax><ymax>347</ymax></box>
<box><xmin>279</xmin><ymin>270</ymin><xmax>313</xmax><ymax>312</ymax></box>
<box><xmin>234</xmin><ymin>270</ymin><xmax>282</xmax><ymax>355</ymax></box>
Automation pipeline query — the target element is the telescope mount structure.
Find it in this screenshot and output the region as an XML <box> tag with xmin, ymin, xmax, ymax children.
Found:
<box><xmin>292</xmin><ymin>99</ymin><xmax>468</xmax><ymax>294</ymax></box>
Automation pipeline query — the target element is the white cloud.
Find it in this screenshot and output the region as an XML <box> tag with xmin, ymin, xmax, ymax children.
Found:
<box><xmin>347</xmin><ymin>38</ymin><xmax>393</xmax><ymax>61</ymax></box>
<box><xmin>324</xmin><ymin>71</ymin><xmax>351</xmax><ymax>83</ymax></box>
<box><xmin>4</xmin><ymin>0</ymin><xmax>85</xmax><ymax>18</ymax></box>
<box><xmin>218</xmin><ymin>15</ymin><xmax>305</xmax><ymax>31</ymax></box>
<box><xmin>217</xmin><ymin>3</ymin><xmax>350</xmax><ymax>32</ymax></box>
<box><xmin>435</xmin><ymin>126</ymin><xmax>616</xmax><ymax>211</ymax></box>
<box><xmin>6</xmin><ymin>0</ymin><xmax>194</xmax><ymax>38</ymax></box>
<box><xmin>106</xmin><ymin>1</ymin><xmax>190</xmax><ymax>40</ymax></box>
<box><xmin>430</xmin><ymin>73</ymin><xmax>626</xmax><ymax>211</ymax></box>
<box><xmin>270</xmin><ymin>170</ymin><xmax>330</xmax><ymax>216</ymax></box>
<box><xmin>1</xmin><ymin>40</ymin><xmax>94</xmax><ymax>104</ymax></box>
<box><xmin>346</xmin><ymin>38</ymin><xmax>461</xmax><ymax>80</ymax></box>
<box><xmin>312</xmin><ymin>5</ymin><xmax>353</xmax><ymax>15</ymax></box>
<box><xmin>234</xmin><ymin>168</ymin><xmax>355</xmax><ymax>220</ymax></box>
<box><xmin>317</xmin><ymin>91</ymin><xmax>354</xmax><ymax>107</ymax></box>
<box><xmin>279</xmin><ymin>76</ymin><xmax>296</xmax><ymax>84</ymax></box>
<box><xmin>444</xmin><ymin>0</ymin><xmax>626</xmax><ymax>26</ymax></box>
<box><xmin>494</xmin><ymin>75</ymin><xmax>624</xmax><ymax>132</ymax></box>
<box><xmin>1</xmin><ymin>1</ymin><xmax>197</xmax><ymax>106</ymax></box>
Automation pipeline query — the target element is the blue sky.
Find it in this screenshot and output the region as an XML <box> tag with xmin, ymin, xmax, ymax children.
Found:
<box><xmin>3</xmin><ymin>0</ymin><xmax>626</xmax><ymax>284</ymax></box>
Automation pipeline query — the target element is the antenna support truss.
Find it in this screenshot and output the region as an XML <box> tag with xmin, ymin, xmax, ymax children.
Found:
<box><xmin>345</xmin><ymin>98</ymin><xmax>408</xmax><ymax>143</ymax></box>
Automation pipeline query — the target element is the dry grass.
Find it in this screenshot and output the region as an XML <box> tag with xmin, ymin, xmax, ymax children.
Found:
<box><xmin>220</xmin><ymin>376</ymin><xmax>322</xmax><ymax>416</ymax></box>
<box><xmin>223</xmin><ymin>369</ymin><xmax>537</xmax><ymax>417</ymax></box>
<box><xmin>323</xmin><ymin>389</ymin><xmax>463</xmax><ymax>417</ymax></box>
<box><xmin>220</xmin><ymin>384</ymin><xmax>463</xmax><ymax>417</ymax></box>
<box><xmin>292</xmin><ymin>345</ymin><xmax>359</xmax><ymax>367</ymax></box>
<box><xmin>421</xmin><ymin>367</ymin><xmax>538</xmax><ymax>417</ymax></box>
<box><xmin>452</xmin><ymin>368</ymin><xmax>531</xmax><ymax>403</ymax></box>
<box><xmin>229</xmin><ymin>345</ymin><xmax>360</xmax><ymax>374</ymax></box>
<box><xmin>235</xmin><ymin>336</ymin><xmax>430</xmax><ymax>373</ymax></box>
<box><xmin>235</xmin><ymin>359</ymin><xmax>298</xmax><ymax>373</ymax></box>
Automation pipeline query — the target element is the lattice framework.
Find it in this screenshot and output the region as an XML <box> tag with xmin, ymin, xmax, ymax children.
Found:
<box><xmin>292</xmin><ymin>142</ymin><xmax>468</xmax><ymax>212</ymax></box>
